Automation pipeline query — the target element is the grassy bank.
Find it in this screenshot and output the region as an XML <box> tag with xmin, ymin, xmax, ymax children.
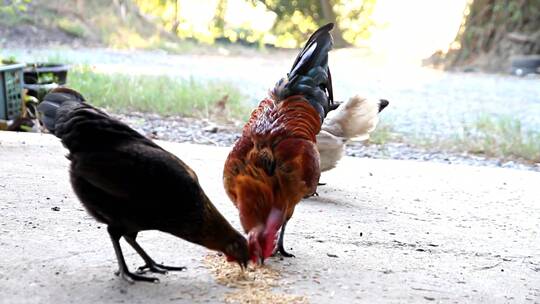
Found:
<box><xmin>68</xmin><ymin>66</ymin><xmax>249</xmax><ymax>120</ymax></box>
<box><xmin>369</xmin><ymin>115</ymin><xmax>540</xmax><ymax>164</ymax></box>
<box><xmin>55</xmin><ymin>65</ymin><xmax>540</xmax><ymax>165</ymax></box>
<box><xmin>452</xmin><ymin>114</ymin><xmax>540</xmax><ymax>163</ymax></box>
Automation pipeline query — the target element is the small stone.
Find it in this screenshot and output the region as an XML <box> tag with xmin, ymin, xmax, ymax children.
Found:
<box><xmin>203</xmin><ymin>125</ymin><xmax>219</xmax><ymax>133</ymax></box>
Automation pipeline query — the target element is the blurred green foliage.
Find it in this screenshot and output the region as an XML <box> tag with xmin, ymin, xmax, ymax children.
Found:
<box><xmin>134</xmin><ymin>0</ymin><xmax>378</xmax><ymax>48</ymax></box>
<box><xmin>0</xmin><ymin>0</ymin><xmax>31</xmax><ymax>14</ymax></box>
<box><xmin>333</xmin><ymin>0</ymin><xmax>377</xmax><ymax>45</ymax></box>
<box><xmin>254</xmin><ymin>0</ymin><xmax>377</xmax><ymax>47</ymax></box>
<box><xmin>57</xmin><ymin>18</ymin><xmax>87</xmax><ymax>38</ymax></box>
<box><xmin>1</xmin><ymin>0</ymin><xmax>378</xmax><ymax>49</ymax></box>
<box><xmin>0</xmin><ymin>0</ymin><xmax>32</xmax><ymax>25</ymax></box>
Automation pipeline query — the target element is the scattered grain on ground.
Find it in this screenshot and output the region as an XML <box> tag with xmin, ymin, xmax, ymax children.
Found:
<box><xmin>203</xmin><ymin>253</ymin><xmax>308</xmax><ymax>304</ymax></box>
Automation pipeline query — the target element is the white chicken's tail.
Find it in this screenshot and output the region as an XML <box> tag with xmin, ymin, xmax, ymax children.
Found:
<box><xmin>321</xmin><ymin>95</ymin><xmax>389</xmax><ymax>141</ymax></box>
<box><xmin>316</xmin><ymin>95</ymin><xmax>388</xmax><ymax>172</ymax></box>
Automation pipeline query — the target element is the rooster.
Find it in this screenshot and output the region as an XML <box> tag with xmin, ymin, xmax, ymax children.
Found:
<box><xmin>317</xmin><ymin>96</ymin><xmax>389</xmax><ymax>172</ymax></box>
<box><xmin>223</xmin><ymin>23</ymin><xmax>335</xmax><ymax>263</ymax></box>
<box><xmin>37</xmin><ymin>88</ymin><xmax>249</xmax><ymax>283</ymax></box>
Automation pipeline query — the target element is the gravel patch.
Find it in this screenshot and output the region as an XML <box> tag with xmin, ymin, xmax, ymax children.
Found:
<box><xmin>113</xmin><ymin>112</ymin><xmax>540</xmax><ymax>172</ymax></box>
<box><xmin>112</xmin><ymin>112</ymin><xmax>241</xmax><ymax>147</ymax></box>
<box><xmin>347</xmin><ymin>142</ymin><xmax>540</xmax><ymax>172</ymax></box>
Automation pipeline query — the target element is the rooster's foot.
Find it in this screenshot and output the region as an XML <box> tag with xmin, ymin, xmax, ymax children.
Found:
<box><xmin>304</xmin><ymin>191</ymin><xmax>319</xmax><ymax>198</ymax></box>
<box><xmin>276</xmin><ymin>246</ymin><xmax>295</xmax><ymax>258</ymax></box>
<box><xmin>275</xmin><ymin>220</ymin><xmax>295</xmax><ymax>258</ymax></box>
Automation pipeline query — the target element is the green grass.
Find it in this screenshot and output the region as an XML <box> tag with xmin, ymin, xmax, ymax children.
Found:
<box><xmin>372</xmin><ymin>113</ymin><xmax>540</xmax><ymax>164</ymax></box>
<box><xmin>44</xmin><ymin>53</ymin><xmax>79</xmax><ymax>65</ymax></box>
<box><xmin>68</xmin><ymin>66</ymin><xmax>250</xmax><ymax>120</ymax></box>
<box><xmin>454</xmin><ymin>114</ymin><xmax>540</xmax><ymax>163</ymax></box>
<box><xmin>57</xmin><ymin>18</ymin><xmax>86</xmax><ymax>38</ymax></box>
<box><xmin>368</xmin><ymin>121</ymin><xmax>401</xmax><ymax>145</ymax></box>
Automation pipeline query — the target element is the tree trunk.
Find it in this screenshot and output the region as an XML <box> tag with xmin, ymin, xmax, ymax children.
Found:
<box><xmin>445</xmin><ymin>0</ymin><xmax>540</xmax><ymax>71</ymax></box>
<box><xmin>211</xmin><ymin>0</ymin><xmax>228</xmax><ymax>37</ymax></box>
<box><xmin>171</xmin><ymin>0</ymin><xmax>179</xmax><ymax>34</ymax></box>
<box><xmin>319</xmin><ymin>0</ymin><xmax>349</xmax><ymax>48</ymax></box>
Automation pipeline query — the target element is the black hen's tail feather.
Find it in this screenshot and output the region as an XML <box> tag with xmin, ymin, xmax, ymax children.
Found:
<box><xmin>272</xmin><ymin>23</ymin><xmax>334</xmax><ymax>122</ymax></box>
<box><xmin>38</xmin><ymin>87</ymin><xmax>156</xmax><ymax>152</ymax></box>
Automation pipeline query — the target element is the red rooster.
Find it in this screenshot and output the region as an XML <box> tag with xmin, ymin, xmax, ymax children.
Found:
<box><xmin>223</xmin><ymin>24</ymin><xmax>335</xmax><ymax>263</ymax></box>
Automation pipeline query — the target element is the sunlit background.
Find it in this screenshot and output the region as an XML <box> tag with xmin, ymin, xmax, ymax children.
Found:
<box><xmin>0</xmin><ymin>0</ymin><xmax>539</xmax><ymax>166</ymax></box>
<box><xmin>133</xmin><ymin>0</ymin><xmax>468</xmax><ymax>64</ymax></box>
<box><xmin>370</xmin><ymin>0</ymin><xmax>467</xmax><ymax>63</ymax></box>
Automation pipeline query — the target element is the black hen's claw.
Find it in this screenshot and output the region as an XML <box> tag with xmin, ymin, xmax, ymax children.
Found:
<box><xmin>115</xmin><ymin>269</ymin><xmax>159</xmax><ymax>283</ymax></box>
<box><xmin>137</xmin><ymin>263</ymin><xmax>186</xmax><ymax>274</ymax></box>
<box><xmin>161</xmin><ymin>265</ymin><xmax>187</xmax><ymax>271</ymax></box>
<box><xmin>136</xmin><ymin>264</ymin><xmax>167</xmax><ymax>274</ymax></box>
<box><xmin>123</xmin><ymin>235</ymin><xmax>186</xmax><ymax>275</ymax></box>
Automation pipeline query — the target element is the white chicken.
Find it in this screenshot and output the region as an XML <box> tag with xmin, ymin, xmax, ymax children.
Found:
<box><xmin>316</xmin><ymin>95</ymin><xmax>389</xmax><ymax>172</ymax></box>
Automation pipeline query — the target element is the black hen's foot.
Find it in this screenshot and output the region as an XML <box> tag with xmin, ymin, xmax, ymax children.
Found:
<box><xmin>115</xmin><ymin>269</ymin><xmax>159</xmax><ymax>283</ymax></box>
<box><xmin>137</xmin><ymin>262</ymin><xmax>186</xmax><ymax>274</ymax></box>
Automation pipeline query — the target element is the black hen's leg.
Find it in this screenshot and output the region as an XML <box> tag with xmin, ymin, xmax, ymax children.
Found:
<box><xmin>276</xmin><ymin>221</ymin><xmax>295</xmax><ymax>258</ymax></box>
<box><xmin>124</xmin><ymin>233</ymin><xmax>186</xmax><ymax>274</ymax></box>
<box><xmin>107</xmin><ymin>227</ymin><xmax>159</xmax><ymax>283</ymax></box>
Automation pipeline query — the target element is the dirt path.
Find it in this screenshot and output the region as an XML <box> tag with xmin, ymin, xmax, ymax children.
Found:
<box><xmin>1</xmin><ymin>131</ymin><xmax>539</xmax><ymax>303</ymax></box>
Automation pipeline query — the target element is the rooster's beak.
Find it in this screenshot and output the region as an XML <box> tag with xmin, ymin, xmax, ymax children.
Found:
<box><xmin>329</xmin><ymin>101</ymin><xmax>342</xmax><ymax>111</ymax></box>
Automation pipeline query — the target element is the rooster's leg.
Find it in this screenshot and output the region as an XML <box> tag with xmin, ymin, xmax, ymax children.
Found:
<box><xmin>276</xmin><ymin>221</ymin><xmax>295</xmax><ymax>258</ymax></box>
<box><xmin>124</xmin><ymin>233</ymin><xmax>186</xmax><ymax>274</ymax></box>
<box><xmin>107</xmin><ymin>227</ymin><xmax>159</xmax><ymax>283</ymax></box>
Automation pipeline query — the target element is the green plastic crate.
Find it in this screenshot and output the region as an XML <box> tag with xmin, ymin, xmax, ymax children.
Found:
<box><xmin>0</xmin><ymin>63</ymin><xmax>25</xmax><ymax>120</ymax></box>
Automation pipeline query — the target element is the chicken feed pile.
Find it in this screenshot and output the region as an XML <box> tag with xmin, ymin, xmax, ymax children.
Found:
<box><xmin>204</xmin><ymin>253</ymin><xmax>308</xmax><ymax>304</ymax></box>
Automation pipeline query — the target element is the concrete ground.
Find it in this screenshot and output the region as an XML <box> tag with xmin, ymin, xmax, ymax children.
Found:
<box><xmin>1</xmin><ymin>130</ymin><xmax>539</xmax><ymax>303</ymax></box>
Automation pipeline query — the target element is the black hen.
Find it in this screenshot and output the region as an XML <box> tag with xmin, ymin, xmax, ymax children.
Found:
<box><xmin>38</xmin><ymin>87</ymin><xmax>249</xmax><ymax>283</ymax></box>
